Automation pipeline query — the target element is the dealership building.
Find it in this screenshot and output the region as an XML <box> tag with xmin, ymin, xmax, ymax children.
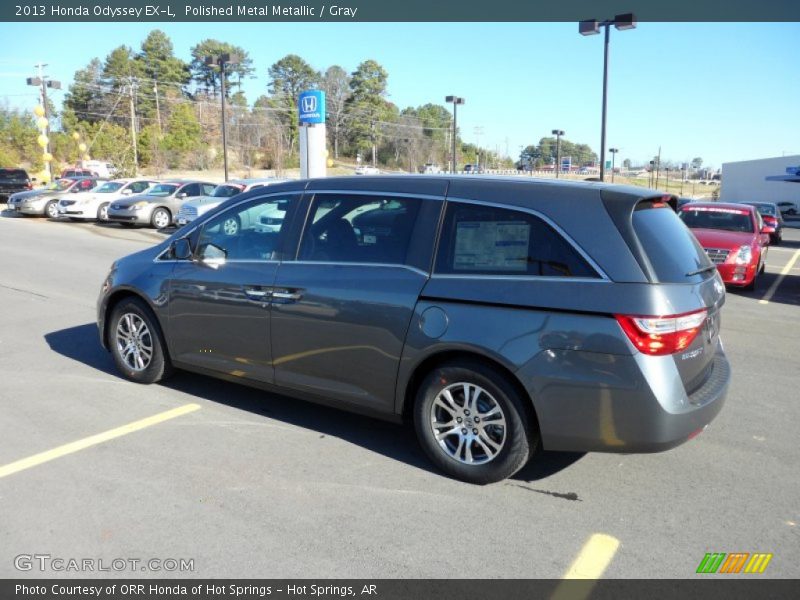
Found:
<box><xmin>720</xmin><ymin>155</ymin><xmax>800</xmax><ymax>204</ymax></box>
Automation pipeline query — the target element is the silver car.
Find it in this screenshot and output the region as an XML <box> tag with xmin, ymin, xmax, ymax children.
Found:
<box><xmin>7</xmin><ymin>178</ymin><xmax>102</xmax><ymax>218</ymax></box>
<box><xmin>106</xmin><ymin>180</ymin><xmax>216</xmax><ymax>228</ymax></box>
<box><xmin>176</xmin><ymin>178</ymin><xmax>290</xmax><ymax>227</ymax></box>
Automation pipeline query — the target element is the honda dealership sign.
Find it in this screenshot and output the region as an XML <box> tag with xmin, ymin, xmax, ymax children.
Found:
<box><xmin>298</xmin><ymin>90</ymin><xmax>325</xmax><ymax>124</ymax></box>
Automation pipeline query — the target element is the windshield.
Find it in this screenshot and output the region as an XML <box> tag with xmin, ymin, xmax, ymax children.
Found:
<box><xmin>679</xmin><ymin>207</ymin><xmax>755</xmax><ymax>233</ymax></box>
<box><xmin>96</xmin><ymin>182</ymin><xmax>124</xmax><ymax>193</ymax></box>
<box><xmin>212</xmin><ymin>184</ymin><xmax>244</xmax><ymax>198</ymax></box>
<box><xmin>753</xmin><ymin>204</ymin><xmax>776</xmax><ymax>216</ymax></box>
<box><xmin>147</xmin><ymin>184</ymin><xmax>179</xmax><ymax>197</ymax></box>
<box><xmin>50</xmin><ymin>179</ymin><xmax>75</xmax><ymax>191</ymax></box>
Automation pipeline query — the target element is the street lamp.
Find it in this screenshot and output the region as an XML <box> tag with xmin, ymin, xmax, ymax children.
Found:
<box><xmin>445</xmin><ymin>95</ymin><xmax>465</xmax><ymax>173</ymax></box>
<box><xmin>204</xmin><ymin>52</ymin><xmax>240</xmax><ymax>181</ymax></box>
<box><xmin>552</xmin><ymin>129</ymin><xmax>564</xmax><ymax>178</ymax></box>
<box><xmin>579</xmin><ymin>13</ymin><xmax>636</xmax><ymax>182</ymax></box>
<box><xmin>26</xmin><ymin>65</ymin><xmax>61</xmax><ymax>181</ymax></box>
<box><xmin>609</xmin><ymin>147</ymin><xmax>619</xmax><ymax>182</ymax></box>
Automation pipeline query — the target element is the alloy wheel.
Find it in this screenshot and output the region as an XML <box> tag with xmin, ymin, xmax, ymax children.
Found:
<box><xmin>115</xmin><ymin>313</ymin><xmax>153</xmax><ymax>371</ymax></box>
<box><xmin>429</xmin><ymin>382</ymin><xmax>507</xmax><ymax>465</ymax></box>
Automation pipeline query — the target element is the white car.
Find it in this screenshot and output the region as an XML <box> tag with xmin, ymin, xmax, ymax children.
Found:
<box><xmin>176</xmin><ymin>178</ymin><xmax>290</xmax><ymax>227</ymax></box>
<box><xmin>58</xmin><ymin>178</ymin><xmax>156</xmax><ymax>222</ymax></box>
<box><xmin>354</xmin><ymin>165</ymin><xmax>380</xmax><ymax>175</ymax></box>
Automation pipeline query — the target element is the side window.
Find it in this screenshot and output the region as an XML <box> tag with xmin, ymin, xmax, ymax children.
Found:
<box><xmin>195</xmin><ymin>195</ymin><xmax>297</xmax><ymax>262</ymax></box>
<box><xmin>435</xmin><ymin>202</ymin><xmax>598</xmax><ymax>278</ymax></box>
<box><xmin>181</xmin><ymin>183</ymin><xmax>200</xmax><ymax>197</ymax></box>
<box><xmin>201</xmin><ymin>183</ymin><xmax>216</xmax><ymax>195</ymax></box>
<box><xmin>129</xmin><ymin>181</ymin><xmax>150</xmax><ymax>194</ymax></box>
<box><xmin>298</xmin><ymin>194</ymin><xmax>421</xmax><ymax>265</ymax></box>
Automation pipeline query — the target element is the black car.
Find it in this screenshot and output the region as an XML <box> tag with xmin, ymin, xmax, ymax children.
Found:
<box><xmin>0</xmin><ymin>168</ymin><xmax>33</xmax><ymax>202</ymax></box>
<box><xmin>739</xmin><ymin>202</ymin><xmax>784</xmax><ymax>245</ymax></box>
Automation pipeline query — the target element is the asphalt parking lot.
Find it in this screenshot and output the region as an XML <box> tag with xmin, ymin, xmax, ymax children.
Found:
<box><xmin>0</xmin><ymin>208</ymin><xmax>798</xmax><ymax>579</ymax></box>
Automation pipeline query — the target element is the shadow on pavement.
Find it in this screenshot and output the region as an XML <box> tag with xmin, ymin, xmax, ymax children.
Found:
<box><xmin>44</xmin><ymin>323</ymin><xmax>117</xmax><ymax>376</ymax></box>
<box><xmin>44</xmin><ymin>322</ymin><xmax>582</xmax><ymax>484</ymax></box>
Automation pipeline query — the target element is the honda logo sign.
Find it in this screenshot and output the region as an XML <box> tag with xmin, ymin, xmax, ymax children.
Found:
<box><xmin>298</xmin><ymin>90</ymin><xmax>325</xmax><ymax>125</ymax></box>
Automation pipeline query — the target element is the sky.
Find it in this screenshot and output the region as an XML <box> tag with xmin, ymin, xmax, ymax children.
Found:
<box><xmin>0</xmin><ymin>21</ymin><xmax>798</xmax><ymax>169</ymax></box>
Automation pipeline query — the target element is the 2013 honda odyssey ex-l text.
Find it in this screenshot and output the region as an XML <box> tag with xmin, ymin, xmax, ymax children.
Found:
<box><xmin>98</xmin><ymin>176</ymin><xmax>730</xmax><ymax>484</ymax></box>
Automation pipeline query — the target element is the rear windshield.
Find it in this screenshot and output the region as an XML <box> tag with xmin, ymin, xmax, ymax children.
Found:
<box><xmin>679</xmin><ymin>206</ymin><xmax>754</xmax><ymax>233</ymax></box>
<box><xmin>0</xmin><ymin>169</ymin><xmax>28</xmax><ymax>180</ymax></box>
<box><xmin>633</xmin><ymin>204</ymin><xmax>713</xmax><ymax>283</ymax></box>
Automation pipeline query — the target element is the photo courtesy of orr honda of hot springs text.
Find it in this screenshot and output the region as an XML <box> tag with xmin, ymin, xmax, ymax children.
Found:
<box><xmin>98</xmin><ymin>176</ymin><xmax>730</xmax><ymax>485</ymax></box>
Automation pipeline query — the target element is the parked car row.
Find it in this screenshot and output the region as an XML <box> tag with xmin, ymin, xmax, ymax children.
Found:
<box><xmin>5</xmin><ymin>175</ymin><xmax>295</xmax><ymax>230</ymax></box>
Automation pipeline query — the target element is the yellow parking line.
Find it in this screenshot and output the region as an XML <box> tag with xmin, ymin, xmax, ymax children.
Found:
<box><xmin>759</xmin><ymin>248</ymin><xmax>800</xmax><ymax>305</ymax></box>
<box><xmin>550</xmin><ymin>533</ymin><xmax>620</xmax><ymax>600</ymax></box>
<box><xmin>0</xmin><ymin>403</ymin><xmax>201</xmax><ymax>479</ymax></box>
<box><xmin>562</xmin><ymin>533</ymin><xmax>621</xmax><ymax>578</ymax></box>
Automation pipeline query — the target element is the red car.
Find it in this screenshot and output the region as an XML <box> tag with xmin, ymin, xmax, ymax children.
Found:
<box><xmin>678</xmin><ymin>202</ymin><xmax>769</xmax><ymax>290</ymax></box>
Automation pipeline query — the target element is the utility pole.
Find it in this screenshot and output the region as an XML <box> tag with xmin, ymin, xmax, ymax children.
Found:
<box><xmin>26</xmin><ymin>63</ymin><xmax>61</xmax><ymax>180</ymax></box>
<box><xmin>127</xmin><ymin>77</ymin><xmax>139</xmax><ymax>172</ymax></box>
<box><xmin>552</xmin><ymin>129</ymin><xmax>565</xmax><ymax>178</ymax></box>
<box><xmin>152</xmin><ymin>65</ymin><xmax>162</xmax><ymax>135</ymax></box>
<box><xmin>371</xmin><ymin>121</ymin><xmax>377</xmax><ymax>166</ymax></box>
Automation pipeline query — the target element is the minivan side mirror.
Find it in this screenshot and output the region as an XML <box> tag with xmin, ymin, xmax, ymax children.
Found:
<box><xmin>171</xmin><ymin>238</ymin><xmax>193</xmax><ymax>260</ymax></box>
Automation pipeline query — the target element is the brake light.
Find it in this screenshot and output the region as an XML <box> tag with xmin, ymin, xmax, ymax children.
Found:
<box><xmin>26</xmin><ymin>182</ymin><xmax>32</xmax><ymax>190</ymax></box>
<box><xmin>615</xmin><ymin>309</ymin><xmax>708</xmax><ymax>356</ymax></box>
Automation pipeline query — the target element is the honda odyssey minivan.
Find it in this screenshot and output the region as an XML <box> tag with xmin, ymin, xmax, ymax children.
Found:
<box><xmin>98</xmin><ymin>177</ymin><xmax>730</xmax><ymax>484</ymax></box>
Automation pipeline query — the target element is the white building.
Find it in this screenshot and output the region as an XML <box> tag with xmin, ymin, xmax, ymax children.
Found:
<box><xmin>720</xmin><ymin>155</ymin><xmax>800</xmax><ymax>204</ymax></box>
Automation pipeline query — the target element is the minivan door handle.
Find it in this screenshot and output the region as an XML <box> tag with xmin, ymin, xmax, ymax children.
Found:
<box><xmin>271</xmin><ymin>288</ymin><xmax>303</xmax><ymax>303</ymax></box>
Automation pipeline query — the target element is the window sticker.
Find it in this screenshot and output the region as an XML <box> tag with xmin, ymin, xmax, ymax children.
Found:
<box><xmin>453</xmin><ymin>220</ymin><xmax>530</xmax><ymax>271</ymax></box>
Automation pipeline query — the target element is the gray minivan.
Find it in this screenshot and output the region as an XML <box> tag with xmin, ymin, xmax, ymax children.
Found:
<box><xmin>97</xmin><ymin>177</ymin><xmax>730</xmax><ymax>484</ymax></box>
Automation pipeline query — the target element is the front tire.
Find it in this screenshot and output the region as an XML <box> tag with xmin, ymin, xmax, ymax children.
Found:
<box><xmin>97</xmin><ymin>202</ymin><xmax>109</xmax><ymax>222</ymax></box>
<box><xmin>151</xmin><ymin>207</ymin><xmax>171</xmax><ymax>229</ymax></box>
<box><xmin>108</xmin><ymin>297</ymin><xmax>173</xmax><ymax>384</ymax></box>
<box><xmin>45</xmin><ymin>200</ymin><xmax>59</xmax><ymax>219</ymax></box>
<box><xmin>413</xmin><ymin>360</ymin><xmax>537</xmax><ymax>484</ymax></box>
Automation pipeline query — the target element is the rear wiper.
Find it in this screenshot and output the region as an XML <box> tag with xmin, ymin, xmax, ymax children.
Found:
<box><xmin>686</xmin><ymin>265</ymin><xmax>717</xmax><ymax>277</ymax></box>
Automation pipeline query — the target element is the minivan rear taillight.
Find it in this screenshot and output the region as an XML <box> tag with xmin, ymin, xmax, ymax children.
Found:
<box><xmin>615</xmin><ymin>309</ymin><xmax>708</xmax><ymax>356</ymax></box>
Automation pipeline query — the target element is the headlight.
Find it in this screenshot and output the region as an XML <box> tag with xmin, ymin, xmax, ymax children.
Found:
<box><xmin>734</xmin><ymin>245</ymin><xmax>752</xmax><ymax>265</ymax></box>
<box><xmin>131</xmin><ymin>202</ymin><xmax>148</xmax><ymax>211</ymax></box>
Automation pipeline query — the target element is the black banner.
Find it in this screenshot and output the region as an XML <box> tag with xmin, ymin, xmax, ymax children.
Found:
<box><xmin>1</xmin><ymin>0</ymin><xmax>799</xmax><ymax>22</ymax></box>
<box><xmin>3</xmin><ymin>580</ymin><xmax>800</xmax><ymax>600</ymax></box>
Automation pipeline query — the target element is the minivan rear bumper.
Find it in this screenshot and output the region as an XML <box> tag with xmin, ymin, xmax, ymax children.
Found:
<box><xmin>528</xmin><ymin>343</ymin><xmax>730</xmax><ymax>453</ymax></box>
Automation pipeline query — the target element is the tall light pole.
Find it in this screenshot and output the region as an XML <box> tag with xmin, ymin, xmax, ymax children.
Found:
<box><xmin>445</xmin><ymin>95</ymin><xmax>465</xmax><ymax>173</ymax></box>
<box><xmin>205</xmin><ymin>53</ymin><xmax>240</xmax><ymax>181</ymax></box>
<box><xmin>579</xmin><ymin>13</ymin><xmax>636</xmax><ymax>182</ymax></box>
<box><xmin>552</xmin><ymin>129</ymin><xmax>564</xmax><ymax>178</ymax></box>
<box><xmin>26</xmin><ymin>64</ymin><xmax>61</xmax><ymax>181</ymax></box>
<box><xmin>609</xmin><ymin>147</ymin><xmax>619</xmax><ymax>182</ymax></box>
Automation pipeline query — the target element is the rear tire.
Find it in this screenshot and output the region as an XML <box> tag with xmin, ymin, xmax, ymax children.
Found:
<box><xmin>108</xmin><ymin>297</ymin><xmax>173</xmax><ymax>384</ymax></box>
<box><xmin>413</xmin><ymin>360</ymin><xmax>537</xmax><ymax>484</ymax></box>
